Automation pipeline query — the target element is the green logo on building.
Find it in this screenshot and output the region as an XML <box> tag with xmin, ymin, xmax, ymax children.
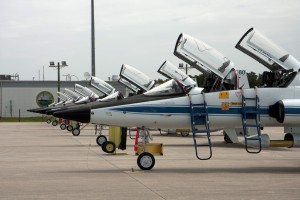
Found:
<box><xmin>36</xmin><ymin>91</ymin><xmax>54</xmax><ymax>108</ymax></box>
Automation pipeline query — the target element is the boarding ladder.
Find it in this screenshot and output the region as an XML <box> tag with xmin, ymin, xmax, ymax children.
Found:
<box><xmin>241</xmin><ymin>88</ymin><xmax>262</xmax><ymax>153</ymax></box>
<box><xmin>189</xmin><ymin>94</ymin><xmax>212</xmax><ymax>160</ymax></box>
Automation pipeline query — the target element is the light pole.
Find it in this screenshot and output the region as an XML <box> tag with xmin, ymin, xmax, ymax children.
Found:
<box><xmin>49</xmin><ymin>61</ymin><xmax>68</xmax><ymax>102</ymax></box>
<box><xmin>179</xmin><ymin>63</ymin><xmax>193</xmax><ymax>75</ymax></box>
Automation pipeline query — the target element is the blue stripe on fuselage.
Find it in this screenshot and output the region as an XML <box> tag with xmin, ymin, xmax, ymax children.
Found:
<box><xmin>111</xmin><ymin>105</ymin><xmax>274</xmax><ymax>115</ymax></box>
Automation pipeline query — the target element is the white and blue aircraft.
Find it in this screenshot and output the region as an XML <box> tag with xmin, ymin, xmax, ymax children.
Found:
<box><xmin>54</xmin><ymin>28</ymin><xmax>300</xmax><ymax>170</ymax></box>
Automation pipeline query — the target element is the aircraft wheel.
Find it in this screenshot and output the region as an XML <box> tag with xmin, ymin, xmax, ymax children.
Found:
<box><xmin>46</xmin><ymin>119</ymin><xmax>51</xmax><ymax>124</ymax></box>
<box><xmin>224</xmin><ymin>134</ymin><xmax>233</xmax><ymax>143</ymax></box>
<box><xmin>60</xmin><ymin>124</ymin><xmax>66</xmax><ymax>130</ymax></box>
<box><xmin>67</xmin><ymin>125</ymin><xmax>73</xmax><ymax>132</ymax></box>
<box><xmin>52</xmin><ymin>120</ymin><xmax>58</xmax><ymax>126</ymax></box>
<box><xmin>137</xmin><ymin>152</ymin><xmax>155</xmax><ymax>170</ymax></box>
<box><xmin>96</xmin><ymin>135</ymin><xmax>107</xmax><ymax>146</ymax></box>
<box><xmin>72</xmin><ymin>128</ymin><xmax>80</xmax><ymax>136</ymax></box>
<box><xmin>180</xmin><ymin>132</ymin><xmax>189</xmax><ymax>137</ymax></box>
<box><xmin>101</xmin><ymin>141</ymin><xmax>116</xmax><ymax>153</ymax></box>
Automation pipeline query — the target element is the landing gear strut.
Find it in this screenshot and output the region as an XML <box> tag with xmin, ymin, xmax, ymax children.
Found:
<box><xmin>136</xmin><ymin>127</ymin><xmax>155</xmax><ymax>170</ymax></box>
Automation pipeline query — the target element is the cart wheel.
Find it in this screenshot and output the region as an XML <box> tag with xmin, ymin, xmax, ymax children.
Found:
<box><xmin>67</xmin><ymin>125</ymin><xmax>73</xmax><ymax>132</ymax></box>
<box><xmin>60</xmin><ymin>124</ymin><xmax>66</xmax><ymax>130</ymax></box>
<box><xmin>224</xmin><ymin>134</ymin><xmax>233</xmax><ymax>143</ymax></box>
<box><xmin>101</xmin><ymin>141</ymin><xmax>116</xmax><ymax>153</ymax></box>
<box><xmin>96</xmin><ymin>135</ymin><xmax>107</xmax><ymax>146</ymax></box>
<box><xmin>72</xmin><ymin>128</ymin><xmax>80</xmax><ymax>136</ymax></box>
<box><xmin>137</xmin><ymin>152</ymin><xmax>155</xmax><ymax>170</ymax></box>
<box><xmin>180</xmin><ymin>132</ymin><xmax>189</xmax><ymax>137</ymax></box>
<box><xmin>52</xmin><ymin>120</ymin><xmax>58</xmax><ymax>126</ymax></box>
<box><xmin>46</xmin><ymin>119</ymin><xmax>51</xmax><ymax>124</ymax></box>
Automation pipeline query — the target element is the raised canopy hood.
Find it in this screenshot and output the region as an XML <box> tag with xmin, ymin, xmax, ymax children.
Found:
<box><xmin>157</xmin><ymin>60</ymin><xmax>196</xmax><ymax>88</ymax></box>
<box><xmin>174</xmin><ymin>33</ymin><xmax>234</xmax><ymax>79</ymax></box>
<box><xmin>119</xmin><ymin>64</ymin><xmax>155</xmax><ymax>92</ymax></box>
<box><xmin>90</xmin><ymin>76</ymin><xmax>115</xmax><ymax>96</ymax></box>
<box><xmin>235</xmin><ymin>27</ymin><xmax>300</xmax><ymax>71</ymax></box>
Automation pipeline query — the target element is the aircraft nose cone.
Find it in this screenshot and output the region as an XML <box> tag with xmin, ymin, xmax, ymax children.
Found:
<box><xmin>53</xmin><ymin>105</ymin><xmax>90</xmax><ymax>123</ymax></box>
<box><xmin>27</xmin><ymin>107</ymin><xmax>50</xmax><ymax>114</ymax></box>
<box><xmin>27</xmin><ymin>108</ymin><xmax>37</xmax><ymax>113</ymax></box>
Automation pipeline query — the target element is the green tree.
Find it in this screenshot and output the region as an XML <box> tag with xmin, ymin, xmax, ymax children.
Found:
<box><xmin>194</xmin><ymin>74</ymin><xmax>206</xmax><ymax>87</ymax></box>
<box><xmin>247</xmin><ymin>71</ymin><xmax>259</xmax><ymax>88</ymax></box>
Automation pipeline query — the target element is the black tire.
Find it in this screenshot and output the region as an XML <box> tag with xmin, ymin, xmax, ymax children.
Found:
<box><xmin>180</xmin><ymin>132</ymin><xmax>189</xmax><ymax>137</ymax></box>
<box><xmin>52</xmin><ymin>120</ymin><xmax>58</xmax><ymax>126</ymax></box>
<box><xmin>224</xmin><ymin>134</ymin><xmax>233</xmax><ymax>143</ymax></box>
<box><xmin>96</xmin><ymin>135</ymin><xmax>107</xmax><ymax>146</ymax></box>
<box><xmin>67</xmin><ymin>125</ymin><xmax>73</xmax><ymax>132</ymax></box>
<box><xmin>72</xmin><ymin>128</ymin><xmax>80</xmax><ymax>136</ymax></box>
<box><xmin>60</xmin><ymin>124</ymin><xmax>66</xmax><ymax>130</ymax></box>
<box><xmin>46</xmin><ymin>119</ymin><xmax>51</xmax><ymax>124</ymax></box>
<box><xmin>137</xmin><ymin>152</ymin><xmax>155</xmax><ymax>170</ymax></box>
<box><xmin>101</xmin><ymin>141</ymin><xmax>116</xmax><ymax>153</ymax></box>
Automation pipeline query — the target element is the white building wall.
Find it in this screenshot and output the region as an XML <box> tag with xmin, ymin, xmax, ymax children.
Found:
<box><xmin>0</xmin><ymin>80</ymin><xmax>126</xmax><ymax>118</ymax></box>
<box><xmin>1</xmin><ymin>87</ymin><xmax>57</xmax><ymax>117</ymax></box>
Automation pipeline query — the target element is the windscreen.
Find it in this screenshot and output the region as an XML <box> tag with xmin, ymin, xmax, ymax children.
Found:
<box><xmin>144</xmin><ymin>79</ymin><xmax>184</xmax><ymax>96</ymax></box>
<box><xmin>97</xmin><ymin>91</ymin><xmax>121</xmax><ymax>102</ymax></box>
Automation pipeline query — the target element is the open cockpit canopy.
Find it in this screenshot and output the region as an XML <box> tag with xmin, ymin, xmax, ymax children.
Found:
<box><xmin>90</xmin><ymin>76</ymin><xmax>115</xmax><ymax>96</ymax></box>
<box><xmin>63</xmin><ymin>88</ymin><xmax>81</xmax><ymax>101</ymax></box>
<box><xmin>158</xmin><ymin>61</ymin><xmax>196</xmax><ymax>89</ymax></box>
<box><xmin>236</xmin><ymin>27</ymin><xmax>300</xmax><ymax>71</ymax></box>
<box><xmin>144</xmin><ymin>79</ymin><xmax>185</xmax><ymax>96</ymax></box>
<box><xmin>174</xmin><ymin>33</ymin><xmax>234</xmax><ymax>79</ymax></box>
<box><xmin>120</xmin><ymin>64</ymin><xmax>155</xmax><ymax>92</ymax></box>
<box><xmin>118</xmin><ymin>77</ymin><xmax>141</xmax><ymax>94</ymax></box>
<box><xmin>57</xmin><ymin>92</ymin><xmax>70</xmax><ymax>102</ymax></box>
<box><xmin>236</xmin><ymin>27</ymin><xmax>300</xmax><ymax>87</ymax></box>
<box><xmin>74</xmin><ymin>84</ymin><xmax>99</xmax><ymax>99</ymax></box>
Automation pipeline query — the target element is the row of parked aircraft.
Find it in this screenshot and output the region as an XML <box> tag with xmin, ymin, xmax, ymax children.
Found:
<box><xmin>28</xmin><ymin>27</ymin><xmax>300</xmax><ymax>170</ymax></box>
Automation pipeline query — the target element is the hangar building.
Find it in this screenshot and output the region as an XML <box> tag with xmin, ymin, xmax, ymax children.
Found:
<box><xmin>0</xmin><ymin>80</ymin><xmax>126</xmax><ymax>118</ymax></box>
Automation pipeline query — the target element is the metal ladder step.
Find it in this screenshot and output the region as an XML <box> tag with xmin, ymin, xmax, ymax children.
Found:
<box><xmin>242</xmin><ymin>91</ymin><xmax>262</xmax><ymax>154</ymax></box>
<box><xmin>190</xmin><ymin>96</ymin><xmax>212</xmax><ymax>160</ymax></box>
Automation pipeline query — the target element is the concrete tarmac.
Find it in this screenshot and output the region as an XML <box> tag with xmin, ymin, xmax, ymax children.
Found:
<box><xmin>0</xmin><ymin>122</ymin><xmax>299</xmax><ymax>200</ymax></box>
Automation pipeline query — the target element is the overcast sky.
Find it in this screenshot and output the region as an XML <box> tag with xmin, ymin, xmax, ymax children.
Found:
<box><xmin>0</xmin><ymin>0</ymin><xmax>299</xmax><ymax>81</ymax></box>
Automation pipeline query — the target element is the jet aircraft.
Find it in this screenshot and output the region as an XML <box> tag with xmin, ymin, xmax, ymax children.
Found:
<box><xmin>54</xmin><ymin>28</ymin><xmax>300</xmax><ymax>170</ymax></box>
